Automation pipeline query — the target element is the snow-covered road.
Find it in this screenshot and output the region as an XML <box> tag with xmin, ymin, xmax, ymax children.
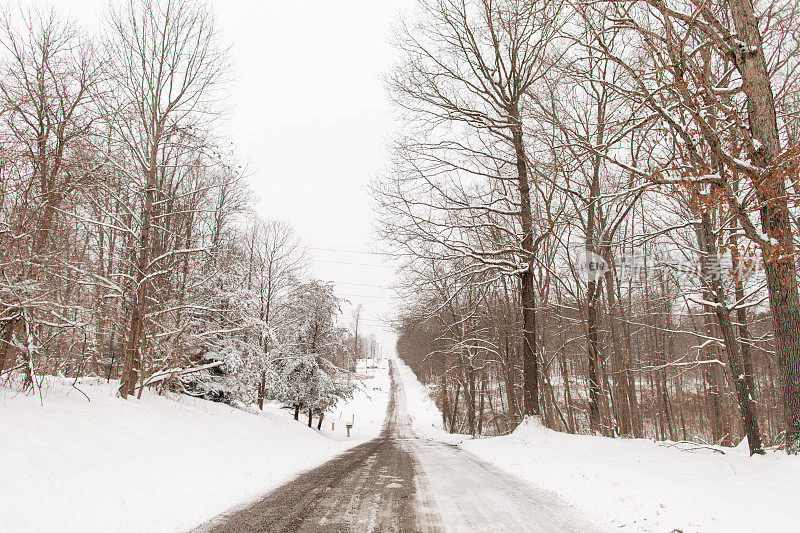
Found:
<box><xmin>194</xmin><ymin>360</ymin><xmax>599</xmax><ymax>532</ymax></box>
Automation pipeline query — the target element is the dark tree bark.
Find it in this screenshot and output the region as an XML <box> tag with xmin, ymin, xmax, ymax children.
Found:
<box><xmin>477</xmin><ymin>378</ymin><xmax>486</xmax><ymax>436</ymax></box>
<box><xmin>466</xmin><ymin>362</ymin><xmax>476</xmax><ymax>436</ymax></box>
<box><xmin>586</xmin><ymin>278</ymin><xmax>603</xmax><ymax>434</ymax></box>
<box><xmin>0</xmin><ymin>320</ymin><xmax>14</xmax><ymax>376</ymax></box>
<box><xmin>732</xmin><ymin>232</ymin><xmax>764</xmax><ymax>453</ymax></box>
<box><xmin>257</xmin><ymin>371</ymin><xmax>267</xmax><ymax>410</ymax></box>
<box><xmin>512</xmin><ymin>111</ymin><xmax>540</xmax><ymax>417</ymax></box>
<box><xmin>698</xmin><ymin>214</ymin><xmax>765</xmax><ymax>454</ymax></box>
<box><xmin>728</xmin><ymin>0</ymin><xmax>800</xmax><ymax>454</ymax></box>
<box><xmin>450</xmin><ymin>381</ymin><xmax>461</xmax><ymax>433</ymax></box>
<box><xmin>119</xmin><ymin>134</ymin><xmax>158</xmax><ymax>399</ymax></box>
<box><xmin>603</xmin><ymin>263</ymin><xmax>641</xmax><ymax>437</ymax></box>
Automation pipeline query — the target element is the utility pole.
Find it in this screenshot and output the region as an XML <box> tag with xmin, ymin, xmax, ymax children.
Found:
<box><xmin>352</xmin><ymin>304</ymin><xmax>362</xmax><ymax>374</ymax></box>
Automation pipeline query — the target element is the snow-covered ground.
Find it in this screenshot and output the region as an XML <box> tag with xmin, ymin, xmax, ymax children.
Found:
<box><xmin>322</xmin><ymin>359</ymin><xmax>390</xmax><ymax>442</ymax></box>
<box><xmin>7</xmin><ymin>358</ymin><xmax>797</xmax><ymax>533</ymax></box>
<box><xmin>464</xmin><ymin>420</ymin><xmax>800</xmax><ymax>532</ymax></box>
<box><xmin>393</xmin><ymin>357</ymin><xmax>800</xmax><ymax>533</ymax></box>
<box><xmin>0</xmin><ymin>360</ymin><xmax>390</xmax><ymax>533</ymax></box>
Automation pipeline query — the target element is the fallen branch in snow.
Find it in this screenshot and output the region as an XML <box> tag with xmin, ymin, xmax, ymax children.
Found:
<box><xmin>657</xmin><ymin>441</ymin><xmax>726</xmax><ymax>454</ymax></box>
<box><xmin>70</xmin><ymin>380</ymin><xmax>91</xmax><ymax>403</ymax></box>
<box><xmin>138</xmin><ymin>361</ymin><xmax>224</xmax><ymax>390</ymax></box>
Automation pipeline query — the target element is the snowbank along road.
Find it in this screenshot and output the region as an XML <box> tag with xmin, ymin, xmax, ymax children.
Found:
<box><xmin>192</xmin><ymin>360</ymin><xmax>600</xmax><ymax>532</ymax></box>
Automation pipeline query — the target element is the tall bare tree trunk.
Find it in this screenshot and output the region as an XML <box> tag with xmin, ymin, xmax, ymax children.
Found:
<box><xmin>450</xmin><ymin>381</ymin><xmax>461</xmax><ymax>433</ymax></box>
<box><xmin>119</xmin><ymin>135</ymin><xmax>159</xmax><ymax>398</ymax></box>
<box><xmin>466</xmin><ymin>359</ymin><xmax>476</xmax><ymax>436</ymax></box>
<box><xmin>585</xmin><ymin>81</ymin><xmax>606</xmax><ymax>435</ymax></box>
<box><xmin>603</xmin><ymin>264</ymin><xmax>638</xmax><ymax>437</ymax></box>
<box><xmin>586</xmin><ymin>279</ymin><xmax>603</xmax><ymax>434</ymax></box>
<box><xmin>477</xmin><ymin>377</ymin><xmax>486</xmax><ymax>436</ymax></box>
<box><xmin>0</xmin><ymin>320</ymin><xmax>15</xmax><ymax>376</ymax></box>
<box><xmin>511</xmin><ymin>106</ymin><xmax>539</xmax><ymax>417</ymax></box>
<box><xmin>702</xmin><ymin>311</ymin><xmax>732</xmax><ymax>445</ymax></box>
<box><xmin>729</xmin><ymin>0</ymin><xmax>800</xmax><ymax>454</ymax></box>
<box><xmin>499</xmin><ymin>276</ymin><xmax>519</xmax><ymax>423</ymax></box>
<box><xmin>732</xmin><ymin>233</ymin><xmax>764</xmax><ymax>452</ymax></box>
<box><xmin>698</xmin><ymin>214</ymin><xmax>765</xmax><ymax>454</ymax></box>
<box><xmin>257</xmin><ymin>371</ymin><xmax>267</xmax><ymax>410</ymax></box>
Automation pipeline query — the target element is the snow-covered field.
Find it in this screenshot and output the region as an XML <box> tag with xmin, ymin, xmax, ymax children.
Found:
<box><xmin>0</xmin><ymin>361</ymin><xmax>390</xmax><ymax>533</ymax></box>
<box><xmin>393</xmin><ymin>357</ymin><xmax>800</xmax><ymax>533</ymax></box>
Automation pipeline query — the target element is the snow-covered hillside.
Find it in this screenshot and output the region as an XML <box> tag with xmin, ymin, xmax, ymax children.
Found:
<box><xmin>0</xmin><ymin>362</ymin><xmax>390</xmax><ymax>533</ymax></box>
<box><xmin>393</xmin><ymin>357</ymin><xmax>800</xmax><ymax>532</ymax></box>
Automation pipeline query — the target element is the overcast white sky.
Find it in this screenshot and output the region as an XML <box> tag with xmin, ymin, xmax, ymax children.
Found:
<box><xmin>62</xmin><ymin>0</ymin><xmax>412</xmax><ymax>356</ymax></box>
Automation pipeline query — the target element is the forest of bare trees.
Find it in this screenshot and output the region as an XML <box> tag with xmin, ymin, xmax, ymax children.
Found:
<box><xmin>377</xmin><ymin>0</ymin><xmax>800</xmax><ymax>455</ymax></box>
<box><xmin>4</xmin><ymin>0</ymin><xmax>800</xmax><ymax>460</ymax></box>
<box><xmin>9</xmin><ymin>1</ymin><xmax>800</xmax><ymax>531</ymax></box>
<box><xmin>0</xmin><ymin>0</ymin><xmax>362</xmax><ymax>426</ymax></box>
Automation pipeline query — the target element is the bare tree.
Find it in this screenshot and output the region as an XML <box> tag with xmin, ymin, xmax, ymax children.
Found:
<box><xmin>0</xmin><ymin>6</ymin><xmax>101</xmax><ymax>388</ymax></box>
<box><xmin>383</xmin><ymin>0</ymin><xmax>567</xmax><ymax>416</ymax></box>
<box><xmin>245</xmin><ymin>217</ymin><xmax>307</xmax><ymax>408</ymax></box>
<box><xmin>577</xmin><ymin>0</ymin><xmax>800</xmax><ymax>453</ymax></box>
<box><xmin>351</xmin><ymin>303</ymin><xmax>363</xmax><ymax>373</ymax></box>
<box><xmin>102</xmin><ymin>0</ymin><xmax>228</xmax><ymax>398</ymax></box>
<box><xmin>387</xmin><ymin>0</ymin><xmax>792</xmax><ymax>452</ymax></box>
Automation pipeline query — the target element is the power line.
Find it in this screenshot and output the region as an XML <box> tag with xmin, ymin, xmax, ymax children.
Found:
<box><xmin>331</xmin><ymin>281</ymin><xmax>390</xmax><ymax>288</ymax></box>
<box><xmin>260</xmin><ymin>199</ymin><xmax>369</xmax><ymax>212</ymax></box>
<box><xmin>338</xmin><ymin>293</ymin><xmax>394</xmax><ymax>299</ymax></box>
<box><xmin>314</xmin><ymin>259</ymin><xmax>393</xmax><ymax>267</ymax></box>
<box><xmin>312</xmin><ymin>247</ymin><xmax>380</xmax><ymax>255</ymax></box>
